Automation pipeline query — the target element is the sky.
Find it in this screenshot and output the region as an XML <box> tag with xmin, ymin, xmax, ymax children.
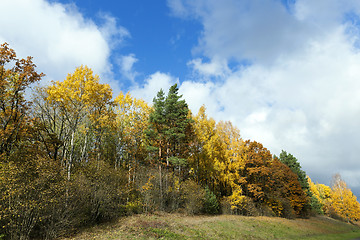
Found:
<box><xmin>1</xmin><ymin>0</ymin><xmax>360</xmax><ymax>197</ymax></box>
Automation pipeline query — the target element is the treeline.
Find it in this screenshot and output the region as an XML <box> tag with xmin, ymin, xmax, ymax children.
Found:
<box><xmin>0</xmin><ymin>43</ymin><xmax>359</xmax><ymax>239</ymax></box>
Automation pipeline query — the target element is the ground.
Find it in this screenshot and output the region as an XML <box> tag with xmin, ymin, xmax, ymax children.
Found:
<box><xmin>62</xmin><ymin>213</ymin><xmax>360</xmax><ymax>240</ymax></box>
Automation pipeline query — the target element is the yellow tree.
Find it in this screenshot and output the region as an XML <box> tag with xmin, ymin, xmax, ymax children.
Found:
<box><xmin>190</xmin><ymin>107</ymin><xmax>245</xmax><ymax>191</ymax></box>
<box><xmin>215</xmin><ymin>120</ymin><xmax>244</xmax><ymax>196</ymax></box>
<box><xmin>308</xmin><ymin>177</ymin><xmax>332</xmax><ymax>214</ymax></box>
<box><xmin>189</xmin><ymin>106</ymin><xmax>218</xmax><ymax>186</ymax></box>
<box><xmin>115</xmin><ymin>92</ymin><xmax>150</xmax><ymax>182</ymax></box>
<box><xmin>190</xmin><ymin>106</ymin><xmax>246</xmax><ymax>211</ymax></box>
<box><xmin>46</xmin><ymin>65</ymin><xmax>113</xmax><ymax>180</ymax></box>
<box><xmin>331</xmin><ymin>174</ymin><xmax>360</xmax><ymax>222</ymax></box>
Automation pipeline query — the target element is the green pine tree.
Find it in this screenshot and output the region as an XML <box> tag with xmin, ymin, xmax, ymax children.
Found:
<box><xmin>277</xmin><ymin>150</ymin><xmax>309</xmax><ymax>191</ymax></box>
<box><xmin>146</xmin><ymin>84</ymin><xmax>194</xmax><ymax>210</ymax></box>
<box><xmin>146</xmin><ymin>89</ymin><xmax>166</xmax><ymax>164</ymax></box>
<box><xmin>164</xmin><ymin>84</ymin><xmax>193</xmax><ymax>168</ymax></box>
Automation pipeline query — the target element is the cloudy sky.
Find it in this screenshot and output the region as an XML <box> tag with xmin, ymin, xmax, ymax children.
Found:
<box><xmin>1</xmin><ymin>0</ymin><xmax>360</xmax><ymax>197</ymax></box>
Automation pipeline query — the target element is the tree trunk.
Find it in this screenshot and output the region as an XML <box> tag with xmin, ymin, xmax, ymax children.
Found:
<box><xmin>159</xmin><ymin>145</ymin><xmax>163</xmax><ymax>210</ymax></box>
<box><xmin>68</xmin><ymin>131</ymin><xmax>75</xmax><ymax>182</ymax></box>
<box><xmin>80</xmin><ymin>133</ymin><xmax>87</xmax><ymax>162</ymax></box>
<box><xmin>159</xmin><ymin>164</ymin><xmax>163</xmax><ymax>210</ymax></box>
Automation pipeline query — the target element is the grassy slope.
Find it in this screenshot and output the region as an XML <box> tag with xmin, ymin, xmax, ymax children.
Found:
<box><xmin>63</xmin><ymin>213</ymin><xmax>360</xmax><ymax>240</ymax></box>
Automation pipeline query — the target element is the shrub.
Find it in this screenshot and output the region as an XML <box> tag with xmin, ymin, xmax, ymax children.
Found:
<box><xmin>181</xmin><ymin>180</ymin><xmax>205</xmax><ymax>215</ymax></box>
<box><xmin>280</xmin><ymin>199</ymin><xmax>296</xmax><ymax>219</ymax></box>
<box><xmin>203</xmin><ymin>186</ymin><xmax>219</xmax><ymax>214</ymax></box>
<box><xmin>242</xmin><ymin>197</ymin><xmax>261</xmax><ymax>216</ymax></box>
<box><xmin>125</xmin><ymin>200</ymin><xmax>143</xmax><ymax>214</ymax></box>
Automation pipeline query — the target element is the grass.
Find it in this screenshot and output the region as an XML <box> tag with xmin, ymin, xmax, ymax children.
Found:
<box><xmin>62</xmin><ymin>213</ymin><xmax>360</xmax><ymax>240</ymax></box>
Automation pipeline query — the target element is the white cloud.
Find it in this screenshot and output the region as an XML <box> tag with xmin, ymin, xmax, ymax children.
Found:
<box><xmin>130</xmin><ymin>72</ymin><xmax>178</xmax><ymax>104</ymax></box>
<box><xmin>170</xmin><ymin>0</ymin><xmax>317</xmax><ymax>64</ymax></box>
<box><xmin>179</xmin><ymin>80</ymin><xmax>220</xmax><ymax>115</ymax></box>
<box><xmin>117</xmin><ymin>54</ymin><xmax>139</xmax><ymax>82</ymax></box>
<box><xmin>167</xmin><ymin>0</ymin><xmax>190</xmax><ymax>18</ymax></box>
<box><xmin>188</xmin><ymin>57</ymin><xmax>230</xmax><ymax>77</ymax></box>
<box><xmin>99</xmin><ymin>13</ymin><xmax>130</xmax><ymax>49</ymax></box>
<box><xmin>0</xmin><ymin>0</ymin><xmax>129</xmax><ymax>94</ymax></box>
<box><xmin>169</xmin><ymin>0</ymin><xmax>360</xmax><ymax>194</ymax></box>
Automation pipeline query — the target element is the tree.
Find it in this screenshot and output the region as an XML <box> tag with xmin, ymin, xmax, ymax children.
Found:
<box><xmin>45</xmin><ymin>65</ymin><xmax>113</xmax><ymax>181</ymax></box>
<box><xmin>115</xmin><ymin>92</ymin><xmax>151</xmax><ymax>182</ymax></box>
<box><xmin>31</xmin><ymin>87</ymin><xmax>70</xmax><ymax>163</ymax></box>
<box><xmin>215</xmin><ymin>120</ymin><xmax>244</xmax><ymax>196</ymax></box>
<box><xmin>145</xmin><ymin>88</ymin><xmax>167</xmax><ymax>209</ymax></box>
<box><xmin>277</xmin><ymin>151</ymin><xmax>312</xmax><ymax>215</ymax></box>
<box><xmin>331</xmin><ymin>173</ymin><xmax>360</xmax><ymax>222</ymax></box>
<box><xmin>240</xmin><ymin>141</ymin><xmax>273</xmax><ymax>204</ymax></box>
<box><xmin>269</xmin><ymin>158</ymin><xmax>308</xmax><ymax>217</ymax></box>
<box><xmin>188</xmin><ymin>106</ymin><xmax>218</xmax><ymax>187</ymax></box>
<box><xmin>0</xmin><ymin>147</ymin><xmax>65</xmax><ymax>240</ymax></box>
<box><xmin>0</xmin><ymin>42</ymin><xmax>43</xmax><ymax>155</ymax></box>
<box><xmin>145</xmin><ymin>84</ymin><xmax>193</xmax><ymax>210</ymax></box>
<box><xmin>278</xmin><ymin>151</ymin><xmax>309</xmax><ymax>191</ymax></box>
<box><xmin>0</xmin><ymin>43</ymin><xmax>65</xmax><ymax>240</ymax></box>
<box><xmin>164</xmin><ymin>84</ymin><xmax>193</xmax><ymax>168</ymax></box>
<box><xmin>308</xmin><ymin>177</ymin><xmax>332</xmax><ymax>214</ymax></box>
<box><xmin>146</xmin><ymin>89</ymin><xmax>166</xmax><ymax>164</ymax></box>
<box><xmin>238</xmin><ymin>141</ymin><xmax>307</xmax><ymax>217</ymax></box>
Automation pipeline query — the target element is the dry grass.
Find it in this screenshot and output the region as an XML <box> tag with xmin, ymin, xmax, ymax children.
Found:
<box><xmin>62</xmin><ymin>213</ymin><xmax>360</xmax><ymax>240</ymax></box>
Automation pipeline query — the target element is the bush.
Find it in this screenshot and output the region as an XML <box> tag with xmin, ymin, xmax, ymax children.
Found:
<box><xmin>257</xmin><ymin>203</ymin><xmax>276</xmax><ymax>217</ymax></box>
<box><xmin>242</xmin><ymin>197</ymin><xmax>261</xmax><ymax>216</ymax></box>
<box><xmin>181</xmin><ymin>180</ymin><xmax>205</xmax><ymax>215</ymax></box>
<box><xmin>0</xmin><ymin>151</ymin><xmax>66</xmax><ymax>240</ymax></box>
<box><xmin>203</xmin><ymin>187</ymin><xmax>219</xmax><ymax>214</ymax></box>
<box><xmin>125</xmin><ymin>200</ymin><xmax>143</xmax><ymax>215</ymax></box>
<box><xmin>280</xmin><ymin>199</ymin><xmax>296</xmax><ymax>219</ymax></box>
<box><xmin>74</xmin><ymin>160</ymin><xmax>128</xmax><ymax>223</ymax></box>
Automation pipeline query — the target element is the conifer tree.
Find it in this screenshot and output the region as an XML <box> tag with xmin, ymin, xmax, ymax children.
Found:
<box><xmin>164</xmin><ymin>84</ymin><xmax>193</xmax><ymax>169</ymax></box>
<box><xmin>146</xmin><ymin>89</ymin><xmax>167</xmax><ymax>209</ymax></box>
<box><xmin>146</xmin><ymin>84</ymin><xmax>193</xmax><ymax>209</ymax></box>
<box><xmin>146</xmin><ymin>84</ymin><xmax>193</xmax><ymax>168</ymax></box>
<box><xmin>278</xmin><ymin>151</ymin><xmax>309</xmax><ymax>191</ymax></box>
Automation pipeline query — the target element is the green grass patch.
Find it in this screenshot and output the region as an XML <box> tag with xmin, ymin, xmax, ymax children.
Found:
<box><xmin>148</xmin><ymin>227</ymin><xmax>185</xmax><ymax>239</ymax></box>
<box><xmin>63</xmin><ymin>214</ymin><xmax>360</xmax><ymax>240</ymax></box>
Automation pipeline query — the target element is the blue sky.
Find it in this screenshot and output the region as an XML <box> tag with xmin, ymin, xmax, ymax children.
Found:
<box><xmin>55</xmin><ymin>0</ymin><xmax>202</xmax><ymax>89</ymax></box>
<box><xmin>2</xmin><ymin>0</ymin><xmax>360</xmax><ymax>198</ymax></box>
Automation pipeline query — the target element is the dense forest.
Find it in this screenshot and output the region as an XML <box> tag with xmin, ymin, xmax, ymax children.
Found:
<box><xmin>1</xmin><ymin>42</ymin><xmax>360</xmax><ymax>240</ymax></box>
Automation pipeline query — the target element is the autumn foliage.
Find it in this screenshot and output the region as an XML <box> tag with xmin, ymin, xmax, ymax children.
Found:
<box><xmin>0</xmin><ymin>43</ymin><xmax>359</xmax><ymax>239</ymax></box>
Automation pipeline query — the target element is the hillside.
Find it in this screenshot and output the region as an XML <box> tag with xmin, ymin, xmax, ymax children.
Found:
<box><xmin>1</xmin><ymin>44</ymin><xmax>360</xmax><ymax>239</ymax></box>
<box><xmin>64</xmin><ymin>213</ymin><xmax>360</xmax><ymax>240</ymax></box>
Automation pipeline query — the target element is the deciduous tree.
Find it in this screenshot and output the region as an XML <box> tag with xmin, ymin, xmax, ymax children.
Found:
<box><xmin>115</xmin><ymin>92</ymin><xmax>150</xmax><ymax>182</ymax></box>
<box><xmin>46</xmin><ymin>65</ymin><xmax>113</xmax><ymax>180</ymax></box>
<box><xmin>331</xmin><ymin>173</ymin><xmax>360</xmax><ymax>222</ymax></box>
<box><xmin>0</xmin><ymin>42</ymin><xmax>43</xmax><ymax>155</ymax></box>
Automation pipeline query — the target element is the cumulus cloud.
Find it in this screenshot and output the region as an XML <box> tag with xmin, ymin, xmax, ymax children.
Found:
<box><xmin>188</xmin><ymin>57</ymin><xmax>230</xmax><ymax>77</ymax></box>
<box><xmin>117</xmin><ymin>54</ymin><xmax>139</xmax><ymax>82</ymax></box>
<box><xmin>0</xmin><ymin>0</ymin><xmax>129</xmax><ymax>94</ymax></box>
<box><xmin>130</xmin><ymin>72</ymin><xmax>178</xmax><ymax>104</ymax></box>
<box><xmin>168</xmin><ymin>0</ymin><xmax>360</xmax><ymax>194</ymax></box>
<box><xmin>170</xmin><ymin>0</ymin><xmax>316</xmax><ymax>64</ymax></box>
<box><xmin>99</xmin><ymin>13</ymin><xmax>130</xmax><ymax>49</ymax></box>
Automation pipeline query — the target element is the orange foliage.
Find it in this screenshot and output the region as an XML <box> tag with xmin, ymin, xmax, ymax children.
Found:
<box><xmin>239</xmin><ymin>141</ymin><xmax>307</xmax><ymax>217</ymax></box>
